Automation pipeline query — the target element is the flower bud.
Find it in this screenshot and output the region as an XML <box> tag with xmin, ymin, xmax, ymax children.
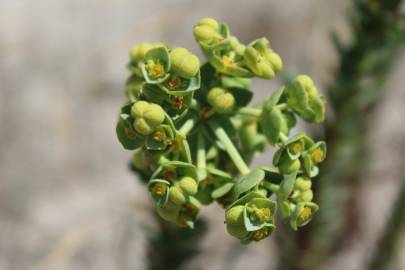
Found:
<box><xmin>300</xmin><ymin>190</ymin><xmax>313</xmax><ymax>202</ymax></box>
<box><xmin>229</xmin><ymin>36</ymin><xmax>245</xmax><ymax>55</ymax></box>
<box><xmin>225</xmin><ymin>205</ymin><xmax>245</xmax><ymax>225</ymax></box>
<box><xmin>157</xmin><ymin>202</ymin><xmax>181</xmax><ymax>221</ymax></box>
<box><xmin>132</xmin><ymin>148</ymin><xmax>149</xmax><ymax>171</ymax></box>
<box><xmin>207</xmin><ymin>87</ymin><xmax>235</xmax><ymax>114</ymax></box>
<box><xmin>193</xmin><ymin>18</ymin><xmax>220</xmax><ymax>44</ymax></box>
<box><xmin>131</xmin><ymin>101</ymin><xmax>165</xmax><ymax>136</ymax></box>
<box><xmin>225</xmin><ymin>205</ymin><xmax>249</xmax><ymax>239</ymax></box>
<box><xmin>226</xmin><ymin>224</ymin><xmax>249</xmax><ymax>239</ymax></box>
<box><xmin>177</xmin><ymin>176</ymin><xmax>198</xmax><ymax>196</ymax></box>
<box><xmin>168</xmin><ymin>186</ymin><xmax>187</xmax><ymax>205</ymax></box>
<box><xmin>286</xmin><ymin>75</ymin><xmax>325</xmax><ymax>123</ymax></box>
<box><xmin>294</xmin><ymin>177</ymin><xmax>312</xmax><ymax>191</ymax></box>
<box><xmin>243</xmin><ymin>38</ymin><xmax>282</xmax><ymax>79</ymax></box>
<box><xmin>169</xmin><ymin>48</ymin><xmax>200</xmax><ymax>79</ymax></box>
<box><xmin>130</xmin><ymin>43</ymin><xmax>153</xmax><ymax>63</ymax></box>
<box><xmin>278</xmin><ymin>152</ymin><xmax>301</xmax><ymax>174</ymax></box>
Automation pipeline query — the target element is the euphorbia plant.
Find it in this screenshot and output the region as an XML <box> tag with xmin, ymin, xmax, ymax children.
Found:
<box><xmin>116</xmin><ymin>18</ymin><xmax>326</xmax><ymax>244</ymax></box>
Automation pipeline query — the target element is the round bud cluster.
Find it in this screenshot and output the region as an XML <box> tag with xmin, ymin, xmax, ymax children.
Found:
<box><xmin>131</xmin><ymin>101</ymin><xmax>165</xmax><ymax>135</ymax></box>
<box><xmin>116</xmin><ymin>17</ymin><xmax>327</xmax><ymax>244</ymax></box>
<box><xmin>285</xmin><ymin>75</ymin><xmax>326</xmax><ymax>123</ymax></box>
<box><xmin>243</xmin><ymin>38</ymin><xmax>283</xmax><ymax>79</ymax></box>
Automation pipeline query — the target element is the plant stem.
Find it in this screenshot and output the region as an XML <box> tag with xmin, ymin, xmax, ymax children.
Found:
<box><xmin>237</xmin><ymin>107</ymin><xmax>262</xmax><ymax>118</ymax></box>
<box><xmin>179</xmin><ymin>116</ymin><xmax>197</xmax><ymax>136</ymax></box>
<box><xmin>196</xmin><ymin>131</ymin><xmax>207</xmax><ymax>180</ymax></box>
<box><xmin>209</xmin><ymin>119</ymin><xmax>250</xmax><ymax>175</ymax></box>
<box><xmin>279</xmin><ymin>133</ymin><xmax>288</xmax><ymax>143</ymax></box>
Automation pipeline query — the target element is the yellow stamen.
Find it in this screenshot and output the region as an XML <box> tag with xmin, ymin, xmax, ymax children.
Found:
<box><xmin>147</xmin><ymin>63</ymin><xmax>165</xmax><ymax>78</ymax></box>
<box><xmin>172</xmin><ymin>96</ymin><xmax>185</xmax><ymax>110</ymax></box>
<box><xmin>152</xmin><ymin>183</ymin><xmax>166</xmax><ymax>196</ymax></box>
<box><xmin>290</xmin><ymin>142</ymin><xmax>303</xmax><ymax>154</ymax></box>
<box><xmin>299</xmin><ymin>207</ymin><xmax>312</xmax><ymax>221</ymax></box>
<box><xmin>253</xmin><ymin>227</ymin><xmax>269</xmax><ymax>241</ymax></box>
<box><xmin>222</xmin><ymin>56</ymin><xmax>235</xmax><ymax>67</ymax></box>
<box><xmin>165</xmin><ymin>76</ymin><xmax>182</xmax><ymax>90</ymax></box>
<box><xmin>152</xmin><ymin>130</ymin><xmax>166</xmax><ymax>142</ymax></box>
<box><xmin>311</xmin><ymin>148</ymin><xmax>324</xmax><ymax>163</ymax></box>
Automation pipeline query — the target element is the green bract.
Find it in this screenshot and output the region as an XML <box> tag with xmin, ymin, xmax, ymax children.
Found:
<box><xmin>116</xmin><ymin>18</ymin><xmax>327</xmax><ymax>245</ymax></box>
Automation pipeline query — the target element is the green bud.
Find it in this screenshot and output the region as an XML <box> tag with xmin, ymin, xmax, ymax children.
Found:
<box><xmin>294</xmin><ymin>177</ymin><xmax>312</xmax><ymax>191</ymax></box>
<box><xmin>225</xmin><ymin>205</ymin><xmax>249</xmax><ymax>239</ymax></box>
<box><xmin>168</xmin><ymin>186</ymin><xmax>187</xmax><ymax>205</ymax></box>
<box><xmin>225</xmin><ymin>205</ymin><xmax>245</xmax><ymax>225</ymax></box>
<box><xmin>169</xmin><ymin>48</ymin><xmax>200</xmax><ymax>79</ymax></box>
<box><xmin>193</xmin><ymin>18</ymin><xmax>220</xmax><ymax>44</ymax></box>
<box><xmin>300</xmin><ymin>190</ymin><xmax>314</xmax><ymax>202</ymax></box>
<box><xmin>130</xmin><ymin>43</ymin><xmax>153</xmax><ymax>62</ymax></box>
<box><xmin>243</xmin><ymin>38</ymin><xmax>282</xmax><ymax>79</ymax></box>
<box><xmin>132</xmin><ymin>148</ymin><xmax>149</xmax><ymax>171</ymax></box>
<box><xmin>286</xmin><ymin>75</ymin><xmax>325</xmax><ymax>123</ymax></box>
<box><xmin>131</xmin><ymin>101</ymin><xmax>165</xmax><ymax>136</ymax></box>
<box><xmin>177</xmin><ymin>176</ymin><xmax>198</xmax><ymax>196</ymax></box>
<box><xmin>157</xmin><ymin>202</ymin><xmax>181</xmax><ymax>221</ymax></box>
<box><xmin>226</xmin><ymin>224</ymin><xmax>249</xmax><ymax>239</ymax></box>
<box><xmin>207</xmin><ymin>87</ymin><xmax>235</xmax><ymax>114</ymax></box>
<box><xmin>278</xmin><ymin>152</ymin><xmax>301</xmax><ymax>174</ymax></box>
<box><xmin>229</xmin><ymin>36</ymin><xmax>246</xmax><ymax>55</ymax></box>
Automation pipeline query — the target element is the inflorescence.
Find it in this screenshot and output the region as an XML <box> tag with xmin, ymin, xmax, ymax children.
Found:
<box><xmin>116</xmin><ymin>18</ymin><xmax>326</xmax><ymax>244</ymax></box>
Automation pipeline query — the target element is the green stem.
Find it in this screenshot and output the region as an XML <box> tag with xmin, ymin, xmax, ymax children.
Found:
<box><xmin>179</xmin><ymin>116</ymin><xmax>197</xmax><ymax>136</ymax></box>
<box><xmin>197</xmin><ymin>131</ymin><xmax>206</xmax><ymax>170</ymax></box>
<box><xmin>275</xmin><ymin>103</ymin><xmax>288</xmax><ymax>110</ymax></box>
<box><xmin>237</xmin><ymin>107</ymin><xmax>262</xmax><ymax>118</ymax></box>
<box><xmin>264</xmin><ymin>183</ymin><xmax>280</xmax><ymax>193</ymax></box>
<box><xmin>209</xmin><ymin>119</ymin><xmax>250</xmax><ymax>175</ymax></box>
<box><xmin>158</xmin><ymin>155</ymin><xmax>170</xmax><ymax>166</ymax></box>
<box><xmin>196</xmin><ymin>130</ymin><xmax>207</xmax><ymax>180</ymax></box>
<box><xmin>279</xmin><ymin>133</ymin><xmax>288</xmax><ymax>143</ymax></box>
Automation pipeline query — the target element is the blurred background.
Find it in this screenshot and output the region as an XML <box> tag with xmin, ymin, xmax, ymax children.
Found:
<box><xmin>0</xmin><ymin>0</ymin><xmax>404</xmax><ymax>269</ymax></box>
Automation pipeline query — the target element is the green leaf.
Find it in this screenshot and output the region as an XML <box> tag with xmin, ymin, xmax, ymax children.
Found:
<box><xmin>221</xmin><ymin>76</ymin><xmax>251</xmax><ymax>89</ymax></box>
<box><xmin>207</xmin><ymin>166</ymin><xmax>232</xmax><ymax>179</ymax></box>
<box><xmin>233</xmin><ymin>169</ymin><xmax>265</xmax><ymax>199</ymax></box>
<box><xmin>212</xmin><ymin>182</ymin><xmax>234</xmax><ymax>199</ymax></box>
<box><xmin>277</xmin><ymin>172</ymin><xmax>297</xmax><ymax>201</ymax></box>
<box><xmin>260</xmin><ymin>166</ymin><xmax>283</xmax><ymax>184</ymax></box>
<box><xmin>264</xmin><ymin>87</ymin><xmax>285</xmax><ymax>111</ymax></box>
<box><xmin>227</xmin><ymin>191</ymin><xmax>265</xmax><ymax>210</ymax></box>
<box><xmin>260</xmin><ymin>107</ymin><xmax>283</xmax><ymax>145</ymax></box>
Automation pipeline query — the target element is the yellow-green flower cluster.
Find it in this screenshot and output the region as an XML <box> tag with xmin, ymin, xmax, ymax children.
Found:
<box><xmin>115</xmin><ymin>17</ymin><xmax>327</xmax><ymax>244</ymax></box>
